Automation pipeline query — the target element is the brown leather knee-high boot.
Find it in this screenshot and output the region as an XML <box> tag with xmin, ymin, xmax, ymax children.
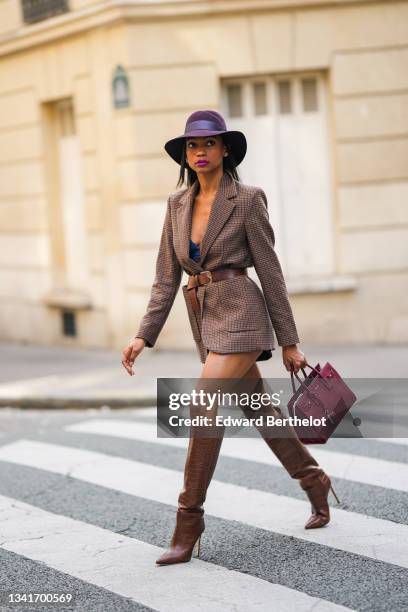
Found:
<box><xmin>242</xmin><ymin>378</ymin><xmax>340</xmax><ymax>529</ymax></box>
<box><xmin>156</xmin><ymin>433</ymin><xmax>224</xmax><ymax>565</ymax></box>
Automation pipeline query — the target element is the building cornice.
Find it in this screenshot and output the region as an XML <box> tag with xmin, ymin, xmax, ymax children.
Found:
<box><xmin>0</xmin><ymin>0</ymin><xmax>380</xmax><ymax>57</ymax></box>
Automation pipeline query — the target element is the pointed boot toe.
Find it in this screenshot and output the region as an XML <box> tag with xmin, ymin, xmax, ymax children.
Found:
<box><xmin>300</xmin><ymin>469</ymin><xmax>332</xmax><ymax>529</ymax></box>
<box><xmin>304</xmin><ymin>512</ymin><xmax>330</xmax><ymax>529</ymax></box>
<box><xmin>156</xmin><ymin>511</ymin><xmax>204</xmax><ymax>566</ymax></box>
<box><xmin>156</xmin><ymin>534</ymin><xmax>203</xmax><ymax>565</ymax></box>
<box><xmin>156</xmin><ymin>545</ymin><xmax>193</xmax><ymax>565</ymax></box>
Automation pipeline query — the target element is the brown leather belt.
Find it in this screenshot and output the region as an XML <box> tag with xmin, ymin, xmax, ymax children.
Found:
<box><xmin>186</xmin><ymin>267</ymin><xmax>247</xmax><ymax>314</ymax></box>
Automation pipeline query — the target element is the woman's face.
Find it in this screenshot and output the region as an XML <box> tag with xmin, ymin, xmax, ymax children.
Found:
<box><xmin>185</xmin><ymin>135</ymin><xmax>228</xmax><ymax>174</ymax></box>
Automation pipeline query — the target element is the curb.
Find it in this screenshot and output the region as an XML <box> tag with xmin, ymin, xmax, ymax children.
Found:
<box><xmin>0</xmin><ymin>396</ymin><xmax>157</xmax><ymax>410</ymax></box>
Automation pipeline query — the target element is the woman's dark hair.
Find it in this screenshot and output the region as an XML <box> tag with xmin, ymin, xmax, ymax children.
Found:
<box><xmin>176</xmin><ymin>135</ymin><xmax>241</xmax><ymax>188</ymax></box>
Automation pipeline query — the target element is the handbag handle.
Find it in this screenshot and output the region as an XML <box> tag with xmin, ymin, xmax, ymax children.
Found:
<box><xmin>290</xmin><ymin>366</ymin><xmax>319</xmax><ymax>394</ymax></box>
<box><xmin>290</xmin><ymin>366</ymin><xmax>308</xmax><ymax>395</ymax></box>
<box><xmin>302</xmin><ymin>362</ymin><xmax>333</xmax><ymax>392</ymax></box>
<box><xmin>290</xmin><ymin>369</ymin><xmax>336</xmax><ymax>424</ymax></box>
<box><xmin>290</xmin><ymin>370</ymin><xmax>324</xmax><ymax>407</ymax></box>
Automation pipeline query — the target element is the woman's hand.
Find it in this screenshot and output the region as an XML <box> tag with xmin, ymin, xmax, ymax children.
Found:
<box><xmin>282</xmin><ymin>344</ymin><xmax>307</xmax><ymax>374</ymax></box>
<box><xmin>121</xmin><ymin>337</ymin><xmax>146</xmax><ymax>376</ymax></box>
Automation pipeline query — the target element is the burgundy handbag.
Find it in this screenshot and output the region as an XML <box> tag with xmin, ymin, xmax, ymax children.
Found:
<box><xmin>287</xmin><ymin>362</ymin><xmax>357</xmax><ymax>444</ymax></box>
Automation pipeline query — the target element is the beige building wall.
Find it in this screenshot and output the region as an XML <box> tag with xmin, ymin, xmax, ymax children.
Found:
<box><xmin>0</xmin><ymin>0</ymin><xmax>407</xmax><ymax>350</ymax></box>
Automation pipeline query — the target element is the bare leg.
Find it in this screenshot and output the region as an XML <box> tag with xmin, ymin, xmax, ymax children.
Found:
<box><xmin>156</xmin><ymin>349</ymin><xmax>262</xmax><ymax>565</ymax></box>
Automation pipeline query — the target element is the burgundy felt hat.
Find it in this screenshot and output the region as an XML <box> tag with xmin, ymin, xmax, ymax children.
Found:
<box><xmin>164</xmin><ymin>109</ymin><xmax>247</xmax><ymax>166</ymax></box>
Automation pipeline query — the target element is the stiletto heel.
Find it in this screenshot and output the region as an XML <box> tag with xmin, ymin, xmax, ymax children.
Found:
<box><xmin>330</xmin><ymin>484</ymin><xmax>340</xmax><ymax>504</ymax></box>
<box><xmin>195</xmin><ymin>535</ymin><xmax>201</xmax><ymax>558</ymax></box>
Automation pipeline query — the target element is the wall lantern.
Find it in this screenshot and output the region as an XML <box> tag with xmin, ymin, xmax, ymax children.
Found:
<box><xmin>112</xmin><ymin>65</ymin><xmax>130</xmax><ymax>109</ymax></box>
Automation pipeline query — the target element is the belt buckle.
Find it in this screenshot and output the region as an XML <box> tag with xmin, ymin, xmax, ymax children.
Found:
<box><xmin>200</xmin><ymin>270</ymin><xmax>212</xmax><ymax>285</ymax></box>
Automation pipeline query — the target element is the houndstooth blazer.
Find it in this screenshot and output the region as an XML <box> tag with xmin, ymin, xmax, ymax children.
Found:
<box><xmin>136</xmin><ymin>171</ymin><xmax>300</xmax><ymax>363</ymax></box>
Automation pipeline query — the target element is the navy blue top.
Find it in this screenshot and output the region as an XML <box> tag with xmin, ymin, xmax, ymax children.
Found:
<box><xmin>189</xmin><ymin>239</ymin><xmax>201</xmax><ymax>262</ymax></box>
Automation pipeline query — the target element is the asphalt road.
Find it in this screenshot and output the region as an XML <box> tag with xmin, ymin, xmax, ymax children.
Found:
<box><xmin>0</xmin><ymin>407</ymin><xmax>407</xmax><ymax>612</ymax></box>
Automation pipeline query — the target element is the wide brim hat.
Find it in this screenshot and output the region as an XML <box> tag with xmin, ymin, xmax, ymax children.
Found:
<box><xmin>164</xmin><ymin>109</ymin><xmax>247</xmax><ymax>166</ymax></box>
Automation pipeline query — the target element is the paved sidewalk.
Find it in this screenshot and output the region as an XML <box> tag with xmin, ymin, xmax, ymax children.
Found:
<box><xmin>0</xmin><ymin>341</ymin><xmax>407</xmax><ymax>409</ymax></box>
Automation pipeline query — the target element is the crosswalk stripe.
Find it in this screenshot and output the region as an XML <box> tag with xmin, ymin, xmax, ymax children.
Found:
<box><xmin>0</xmin><ymin>495</ymin><xmax>351</xmax><ymax>612</ymax></box>
<box><xmin>0</xmin><ymin>439</ymin><xmax>407</xmax><ymax>570</ymax></box>
<box><xmin>375</xmin><ymin>438</ymin><xmax>408</xmax><ymax>446</ymax></box>
<box><xmin>0</xmin><ymin>369</ymin><xmax>115</xmax><ymax>396</ymax></box>
<box><xmin>65</xmin><ymin>419</ymin><xmax>408</xmax><ymax>493</ymax></box>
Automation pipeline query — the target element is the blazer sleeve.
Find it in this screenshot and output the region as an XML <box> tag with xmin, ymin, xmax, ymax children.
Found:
<box><xmin>244</xmin><ymin>188</ymin><xmax>300</xmax><ymax>347</ymax></box>
<box><xmin>135</xmin><ymin>195</ymin><xmax>182</xmax><ymax>348</ymax></box>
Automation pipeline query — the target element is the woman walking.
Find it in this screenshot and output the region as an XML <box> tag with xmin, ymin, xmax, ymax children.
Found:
<box><xmin>121</xmin><ymin>110</ymin><xmax>338</xmax><ymax>566</ymax></box>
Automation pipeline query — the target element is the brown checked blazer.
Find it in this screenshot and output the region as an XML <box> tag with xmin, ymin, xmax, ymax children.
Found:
<box><xmin>136</xmin><ymin>171</ymin><xmax>300</xmax><ymax>363</ymax></box>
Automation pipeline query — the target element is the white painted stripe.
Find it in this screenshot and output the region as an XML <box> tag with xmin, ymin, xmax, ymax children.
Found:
<box><xmin>0</xmin><ymin>372</ymin><xmax>154</xmax><ymax>401</ymax></box>
<box><xmin>0</xmin><ymin>369</ymin><xmax>114</xmax><ymax>396</ymax></box>
<box><xmin>375</xmin><ymin>438</ymin><xmax>408</xmax><ymax>447</ymax></box>
<box><xmin>0</xmin><ymin>439</ymin><xmax>407</xmax><ymax>570</ymax></box>
<box><xmin>0</xmin><ymin>495</ymin><xmax>350</xmax><ymax>612</ymax></box>
<box><xmin>123</xmin><ymin>407</ymin><xmax>158</xmax><ymax>418</ymax></box>
<box><xmin>66</xmin><ymin>419</ymin><xmax>408</xmax><ymax>493</ymax></box>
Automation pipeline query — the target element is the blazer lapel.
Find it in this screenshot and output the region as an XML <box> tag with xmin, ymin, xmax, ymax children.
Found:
<box><xmin>174</xmin><ymin>171</ymin><xmax>238</xmax><ymax>271</ymax></box>
<box><xmin>199</xmin><ymin>172</ymin><xmax>237</xmax><ymax>264</ymax></box>
<box><xmin>175</xmin><ymin>179</ymin><xmax>202</xmax><ymax>272</ymax></box>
